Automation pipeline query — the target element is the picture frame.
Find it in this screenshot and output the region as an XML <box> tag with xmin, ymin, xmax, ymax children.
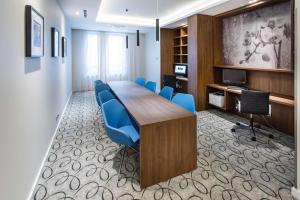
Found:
<box><xmin>51</xmin><ymin>28</ymin><xmax>59</xmax><ymax>57</ymax></box>
<box><xmin>25</xmin><ymin>5</ymin><xmax>44</xmax><ymax>57</ymax></box>
<box><xmin>62</xmin><ymin>37</ymin><xmax>67</xmax><ymax>58</ymax></box>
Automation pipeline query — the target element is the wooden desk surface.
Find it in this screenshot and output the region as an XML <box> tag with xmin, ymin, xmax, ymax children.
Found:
<box><xmin>108</xmin><ymin>81</ymin><xmax>194</xmax><ymax>126</ymax></box>
<box><xmin>207</xmin><ymin>83</ymin><xmax>294</xmax><ymax>107</ymax></box>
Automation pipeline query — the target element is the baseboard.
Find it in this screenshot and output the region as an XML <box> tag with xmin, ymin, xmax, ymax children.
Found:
<box><xmin>292</xmin><ymin>187</ymin><xmax>300</xmax><ymax>200</ymax></box>
<box><xmin>26</xmin><ymin>92</ymin><xmax>72</xmax><ymax>200</ymax></box>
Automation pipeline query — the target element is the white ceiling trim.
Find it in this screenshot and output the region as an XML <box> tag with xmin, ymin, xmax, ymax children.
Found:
<box><xmin>96</xmin><ymin>0</ymin><xmax>231</xmax><ymax>27</ymax></box>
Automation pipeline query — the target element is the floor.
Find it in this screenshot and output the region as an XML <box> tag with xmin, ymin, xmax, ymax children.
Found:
<box><xmin>31</xmin><ymin>92</ymin><xmax>295</xmax><ymax>200</ymax></box>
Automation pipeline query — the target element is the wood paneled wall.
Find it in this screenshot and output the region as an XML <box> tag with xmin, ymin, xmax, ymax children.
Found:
<box><xmin>160</xmin><ymin>29</ymin><xmax>174</xmax><ymax>89</ymax></box>
<box><xmin>188</xmin><ymin>15</ymin><xmax>214</xmax><ymax>111</ymax></box>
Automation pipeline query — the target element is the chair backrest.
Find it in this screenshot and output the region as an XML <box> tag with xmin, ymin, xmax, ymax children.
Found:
<box><xmin>145</xmin><ymin>81</ymin><xmax>156</xmax><ymax>92</ymax></box>
<box><xmin>163</xmin><ymin>74</ymin><xmax>176</xmax><ymax>89</ymax></box>
<box><xmin>159</xmin><ymin>86</ymin><xmax>174</xmax><ymax>100</ymax></box>
<box><xmin>135</xmin><ymin>77</ymin><xmax>145</xmax><ymax>86</ymax></box>
<box><xmin>241</xmin><ymin>90</ymin><xmax>269</xmax><ymax>115</ymax></box>
<box><xmin>98</xmin><ymin>90</ymin><xmax>115</xmax><ymax>105</ymax></box>
<box><xmin>172</xmin><ymin>93</ymin><xmax>196</xmax><ymax>113</ymax></box>
<box><xmin>94</xmin><ymin>80</ymin><xmax>103</xmax><ymax>87</ymax></box>
<box><xmin>102</xmin><ymin>99</ymin><xmax>137</xmax><ymax>145</ymax></box>
<box><xmin>95</xmin><ymin>84</ymin><xmax>110</xmax><ymax>96</ymax></box>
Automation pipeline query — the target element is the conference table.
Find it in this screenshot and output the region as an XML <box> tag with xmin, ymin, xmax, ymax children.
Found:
<box><xmin>108</xmin><ymin>81</ymin><xmax>197</xmax><ymax>188</ymax></box>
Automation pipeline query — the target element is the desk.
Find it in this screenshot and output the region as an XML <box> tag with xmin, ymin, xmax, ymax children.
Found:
<box><xmin>108</xmin><ymin>81</ymin><xmax>197</xmax><ymax>188</ymax></box>
<box><xmin>207</xmin><ymin>83</ymin><xmax>294</xmax><ymax>135</ymax></box>
<box><xmin>207</xmin><ymin>84</ymin><xmax>294</xmax><ymax>107</ymax></box>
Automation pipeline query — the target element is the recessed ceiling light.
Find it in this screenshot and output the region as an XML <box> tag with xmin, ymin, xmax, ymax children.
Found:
<box><xmin>75</xmin><ymin>11</ymin><xmax>80</xmax><ymax>16</ymax></box>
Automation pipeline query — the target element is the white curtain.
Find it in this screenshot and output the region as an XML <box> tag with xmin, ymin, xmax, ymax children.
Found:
<box><xmin>72</xmin><ymin>30</ymin><xmax>145</xmax><ymax>92</ymax></box>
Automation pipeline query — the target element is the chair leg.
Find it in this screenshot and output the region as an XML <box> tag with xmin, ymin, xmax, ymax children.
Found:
<box><xmin>118</xmin><ymin>146</ymin><xmax>127</xmax><ymax>181</ymax></box>
<box><xmin>250</xmin><ymin>116</ymin><xmax>256</xmax><ymax>141</ymax></box>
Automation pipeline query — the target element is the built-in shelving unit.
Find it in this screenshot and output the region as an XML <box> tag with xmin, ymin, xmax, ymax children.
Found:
<box><xmin>173</xmin><ymin>26</ymin><xmax>188</xmax><ymax>65</ymax></box>
<box><xmin>214</xmin><ymin>64</ymin><xmax>294</xmax><ymax>74</ymax></box>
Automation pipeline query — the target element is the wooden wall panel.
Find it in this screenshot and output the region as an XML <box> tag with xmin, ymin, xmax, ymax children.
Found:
<box><xmin>160</xmin><ymin>29</ymin><xmax>174</xmax><ymax>89</ymax></box>
<box><xmin>188</xmin><ymin>15</ymin><xmax>214</xmax><ymax>111</ymax></box>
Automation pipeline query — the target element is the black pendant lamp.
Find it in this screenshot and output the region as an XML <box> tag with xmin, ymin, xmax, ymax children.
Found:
<box><xmin>137</xmin><ymin>30</ymin><xmax>140</xmax><ymax>46</ymax></box>
<box><xmin>156</xmin><ymin>0</ymin><xmax>159</xmax><ymax>41</ymax></box>
<box><xmin>126</xmin><ymin>35</ymin><xmax>128</xmax><ymax>49</ymax></box>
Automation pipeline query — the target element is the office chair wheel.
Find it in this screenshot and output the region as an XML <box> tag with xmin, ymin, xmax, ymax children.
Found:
<box><xmin>251</xmin><ymin>137</ymin><xmax>256</xmax><ymax>141</ymax></box>
<box><xmin>103</xmin><ymin>157</ymin><xmax>107</xmax><ymax>162</ymax></box>
<box><xmin>231</xmin><ymin>128</ymin><xmax>236</xmax><ymax>132</ymax></box>
<box><xmin>236</xmin><ymin>122</ymin><xmax>241</xmax><ymax>126</ymax></box>
<box><xmin>269</xmin><ymin>134</ymin><xmax>274</xmax><ymax>139</ymax></box>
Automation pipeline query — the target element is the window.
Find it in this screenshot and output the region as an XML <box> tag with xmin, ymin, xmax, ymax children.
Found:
<box><xmin>87</xmin><ymin>34</ymin><xmax>98</xmax><ymax>76</ymax></box>
<box><xmin>107</xmin><ymin>34</ymin><xmax>126</xmax><ymax>76</ymax></box>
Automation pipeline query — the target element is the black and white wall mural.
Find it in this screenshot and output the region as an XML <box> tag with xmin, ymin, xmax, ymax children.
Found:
<box><xmin>222</xmin><ymin>1</ymin><xmax>292</xmax><ymax>70</ymax></box>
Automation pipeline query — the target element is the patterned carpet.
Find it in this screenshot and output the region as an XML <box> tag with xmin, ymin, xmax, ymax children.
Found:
<box><xmin>31</xmin><ymin>92</ymin><xmax>295</xmax><ymax>200</ymax></box>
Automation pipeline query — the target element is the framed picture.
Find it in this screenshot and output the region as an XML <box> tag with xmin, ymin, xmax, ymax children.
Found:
<box><xmin>51</xmin><ymin>28</ymin><xmax>59</xmax><ymax>57</ymax></box>
<box><xmin>62</xmin><ymin>37</ymin><xmax>67</xmax><ymax>58</ymax></box>
<box><xmin>25</xmin><ymin>5</ymin><xmax>44</xmax><ymax>57</ymax></box>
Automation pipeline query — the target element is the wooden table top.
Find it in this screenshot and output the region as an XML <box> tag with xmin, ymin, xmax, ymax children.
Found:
<box><xmin>108</xmin><ymin>81</ymin><xmax>195</xmax><ymax>126</ymax></box>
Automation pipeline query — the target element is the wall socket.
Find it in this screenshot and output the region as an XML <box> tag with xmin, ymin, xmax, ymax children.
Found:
<box><xmin>56</xmin><ymin>114</ymin><xmax>60</xmax><ymax>122</ymax></box>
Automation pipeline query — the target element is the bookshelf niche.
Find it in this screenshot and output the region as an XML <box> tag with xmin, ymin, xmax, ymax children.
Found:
<box><xmin>173</xmin><ymin>26</ymin><xmax>188</xmax><ymax>65</ymax></box>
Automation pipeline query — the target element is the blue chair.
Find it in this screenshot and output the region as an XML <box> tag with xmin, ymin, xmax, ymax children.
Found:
<box><xmin>135</xmin><ymin>77</ymin><xmax>145</xmax><ymax>86</ymax></box>
<box><xmin>159</xmin><ymin>86</ymin><xmax>174</xmax><ymax>100</ymax></box>
<box><xmin>98</xmin><ymin>90</ymin><xmax>115</xmax><ymax>105</ymax></box>
<box><xmin>94</xmin><ymin>80</ymin><xmax>103</xmax><ymax>86</ymax></box>
<box><xmin>145</xmin><ymin>81</ymin><xmax>156</xmax><ymax>92</ymax></box>
<box><xmin>95</xmin><ymin>84</ymin><xmax>110</xmax><ymax>107</ymax></box>
<box><xmin>172</xmin><ymin>93</ymin><xmax>196</xmax><ymax>113</ymax></box>
<box><xmin>102</xmin><ymin>99</ymin><xmax>139</xmax><ymax>180</ymax></box>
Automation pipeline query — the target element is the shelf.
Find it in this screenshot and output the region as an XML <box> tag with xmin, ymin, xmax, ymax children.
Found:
<box><xmin>174</xmin><ymin>35</ymin><xmax>188</xmax><ymax>39</ymax></box>
<box><xmin>173</xmin><ymin>44</ymin><xmax>188</xmax><ymax>48</ymax></box>
<box><xmin>214</xmin><ymin>64</ymin><xmax>294</xmax><ymax>74</ymax></box>
<box><xmin>174</xmin><ymin>63</ymin><xmax>188</xmax><ymax>65</ymax></box>
<box><xmin>174</xmin><ymin>54</ymin><xmax>188</xmax><ymax>56</ymax></box>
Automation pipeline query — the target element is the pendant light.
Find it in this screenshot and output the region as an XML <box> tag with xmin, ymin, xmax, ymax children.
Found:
<box><xmin>137</xmin><ymin>30</ymin><xmax>140</xmax><ymax>46</ymax></box>
<box><xmin>126</xmin><ymin>35</ymin><xmax>128</xmax><ymax>49</ymax></box>
<box><xmin>156</xmin><ymin>0</ymin><xmax>159</xmax><ymax>42</ymax></box>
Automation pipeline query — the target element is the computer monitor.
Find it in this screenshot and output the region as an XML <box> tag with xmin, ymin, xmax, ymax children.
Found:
<box><xmin>222</xmin><ymin>69</ymin><xmax>246</xmax><ymax>86</ymax></box>
<box><xmin>174</xmin><ymin>64</ymin><xmax>187</xmax><ymax>76</ymax></box>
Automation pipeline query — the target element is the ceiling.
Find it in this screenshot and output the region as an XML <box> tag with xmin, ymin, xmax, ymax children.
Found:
<box><xmin>58</xmin><ymin>0</ymin><xmax>253</xmax><ymax>33</ymax></box>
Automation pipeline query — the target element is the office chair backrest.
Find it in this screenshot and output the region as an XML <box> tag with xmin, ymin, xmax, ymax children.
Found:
<box><xmin>159</xmin><ymin>86</ymin><xmax>174</xmax><ymax>100</ymax></box>
<box><xmin>98</xmin><ymin>90</ymin><xmax>115</xmax><ymax>105</ymax></box>
<box><xmin>241</xmin><ymin>90</ymin><xmax>269</xmax><ymax>115</ymax></box>
<box><xmin>163</xmin><ymin>74</ymin><xmax>176</xmax><ymax>89</ymax></box>
<box><xmin>145</xmin><ymin>81</ymin><xmax>156</xmax><ymax>92</ymax></box>
<box><xmin>94</xmin><ymin>80</ymin><xmax>103</xmax><ymax>86</ymax></box>
<box><xmin>172</xmin><ymin>93</ymin><xmax>196</xmax><ymax>113</ymax></box>
<box><xmin>135</xmin><ymin>77</ymin><xmax>145</xmax><ymax>86</ymax></box>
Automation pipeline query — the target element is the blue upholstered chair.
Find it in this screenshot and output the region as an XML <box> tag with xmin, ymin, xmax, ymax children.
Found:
<box><xmin>172</xmin><ymin>93</ymin><xmax>196</xmax><ymax>113</ymax></box>
<box><xmin>135</xmin><ymin>77</ymin><xmax>145</xmax><ymax>86</ymax></box>
<box><xmin>159</xmin><ymin>86</ymin><xmax>174</xmax><ymax>101</ymax></box>
<box><xmin>102</xmin><ymin>99</ymin><xmax>139</xmax><ymax>180</ymax></box>
<box><xmin>94</xmin><ymin>80</ymin><xmax>103</xmax><ymax>86</ymax></box>
<box><xmin>145</xmin><ymin>81</ymin><xmax>156</xmax><ymax>92</ymax></box>
<box><xmin>98</xmin><ymin>90</ymin><xmax>115</xmax><ymax>105</ymax></box>
<box><xmin>95</xmin><ymin>84</ymin><xmax>110</xmax><ymax>106</ymax></box>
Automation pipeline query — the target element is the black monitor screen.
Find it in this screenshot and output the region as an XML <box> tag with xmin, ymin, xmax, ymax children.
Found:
<box><xmin>222</xmin><ymin>69</ymin><xmax>246</xmax><ymax>86</ymax></box>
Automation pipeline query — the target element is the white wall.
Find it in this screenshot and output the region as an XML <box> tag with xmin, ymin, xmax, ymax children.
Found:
<box><xmin>145</xmin><ymin>29</ymin><xmax>161</xmax><ymax>90</ymax></box>
<box><xmin>0</xmin><ymin>0</ymin><xmax>72</xmax><ymax>199</ymax></box>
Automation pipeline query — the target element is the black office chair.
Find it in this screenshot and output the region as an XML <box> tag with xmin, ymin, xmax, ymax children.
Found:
<box><xmin>163</xmin><ymin>74</ymin><xmax>176</xmax><ymax>90</ymax></box>
<box><xmin>231</xmin><ymin>90</ymin><xmax>273</xmax><ymax>141</ymax></box>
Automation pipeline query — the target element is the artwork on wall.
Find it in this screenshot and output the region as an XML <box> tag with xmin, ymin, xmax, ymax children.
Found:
<box><xmin>51</xmin><ymin>28</ymin><xmax>59</xmax><ymax>57</ymax></box>
<box><xmin>25</xmin><ymin>5</ymin><xmax>44</xmax><ymax>57</ymax></box>
<box><xmin>62</xmin><ymin>37</ymin><xmax>67</xmax><ymax>57</ymax></box>
<box><xmin>222</xmin><ymin>1</ymin><xmax>292</xmax><ymax>70</ymax></box>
